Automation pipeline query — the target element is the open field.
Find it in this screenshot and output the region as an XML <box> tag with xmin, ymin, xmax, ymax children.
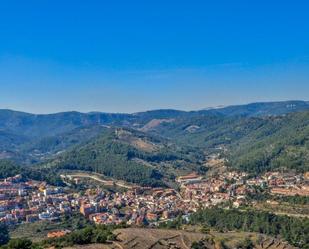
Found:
<box><xmin>60</xmin><ymin>170</ymin><xmax>135</xmax><ymax>189</ymax></box>
<box><xmin>63</xmin><ymin>228</ymin><xmax>297</xmax><ymax>249</ymax></box>
<box><xmin>9</xmin><ymin>214</ymin><xmax>90</xmax><ymax>242</ymax></box>
<box><xmin>65</xmin><ymin>245</ymin><xmax>116</xmax><ymax>249</ymax></box>
<box><xmin>253</xmin><ymin>202</ymin><xmax>309</xmax><ymax>218</ymax></box>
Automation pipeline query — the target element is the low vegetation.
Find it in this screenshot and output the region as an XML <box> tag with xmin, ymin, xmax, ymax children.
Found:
<box><xmin>9</xmin><ymin>214</ymin><xmax>90</xmax><ymax>241</ymax></box>
<box><xmin>191</xmin><ymin>209</ymin><xmax>309</xmax><ymax>248</ymax></box>
<box><xmin>161</xmin><ymin>208</ymin><xmax>309</xmax><ymax>248</ymax></box>
<box><xmin>1</xmin><ymin>220</ymin><xmax>126</xmax><ymax>249</ymax></box>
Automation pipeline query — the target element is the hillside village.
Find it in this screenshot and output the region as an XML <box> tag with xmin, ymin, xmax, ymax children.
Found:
<box><xmin>0</xmin><ymin>169</ymin><xmax>308</xmax><ymax>239</ymax></box>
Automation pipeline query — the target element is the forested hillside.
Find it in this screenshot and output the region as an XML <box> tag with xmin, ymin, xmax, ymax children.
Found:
<box><xmin>0</xmin><ymin>125</ymin><xmax>109</xmax><ymax>163</ymax></box>
<box><xmin>0</xmin><ymin>160</ymin><xmax>63</xmax><ymax>186</ymax></box>
<box><xmin>228</xmin><ymin>111</ymin><xmax>309</xmax><ymax>173</ymax></box>
<box><xmin>150</xmin><ymin>111</ymin><xmax>309</xmax><ymax>173</ymax></box>
<box><xmin>21</xmin><ymin>125</ymin><xmax>108</xmax><ymax>157</ymax></box>
<box><xmin>42</xmin><ymin>128</ymin><xmax>204</xmax><ymax>186</ymax></box>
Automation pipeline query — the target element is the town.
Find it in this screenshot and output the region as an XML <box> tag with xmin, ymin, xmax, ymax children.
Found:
<box><xmin>0</xmin><ymin>170</ymin><xmax>308</xmax><ymax>238</ymax></box>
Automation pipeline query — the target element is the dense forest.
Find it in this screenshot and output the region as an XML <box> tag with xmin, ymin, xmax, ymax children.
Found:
<box><xmin>41</xmin><ymin>128</ymin><xmax>204</xmax><ymax>186</ymax></box>
<box><xmin>227</xmin><ymin>111</ymin><xmax>309</xmax><ymax>173</ymax></box>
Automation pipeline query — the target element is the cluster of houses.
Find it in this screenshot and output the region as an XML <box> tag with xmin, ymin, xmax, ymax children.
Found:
<box><xmin>177</xmin><ymin>172</ymin><xmax>250</xmax><ymax>208</ymax></box>
<box><xmin>177</xmin><ymin>170</ymin><xmax>309</xmax><ymax>208</ymax></box>
<box><xmin>266</xmin><ymin>172</ymin><xmax>309</xmax><ymax>196</ymax></box>
<box><xmin>0</xmin><ymin>169</ymin><xmax>308</xmax><ymax>236</ymax></box>
<box><xmin>78</xmin><ymin>187</ymin><xmax>196</xmax><ymax>226</ymax></box>
<box><xmin>0</xmin><ymin>175</ymin><xmax>72</xmax><ymax>225</ymax></box>
<box><xmin>0</xmin><ymin>175</ymin><xmax>194</xmax><ymax>228</ymax></box>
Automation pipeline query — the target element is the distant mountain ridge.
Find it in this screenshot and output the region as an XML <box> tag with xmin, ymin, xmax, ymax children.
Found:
<box><xmin>204</xmin><ymin>100</ymin><xmax>309</xmax><ymax>117</ymax></box>
<box><xmin>0</xmin><ymin>109</ymin><xmax>131</xmax><ymax>138</ymax></box>
<box><xmin>1</xmin><ymin>100</ymin><xmax>308</xmax><ymax>136</ymax></box>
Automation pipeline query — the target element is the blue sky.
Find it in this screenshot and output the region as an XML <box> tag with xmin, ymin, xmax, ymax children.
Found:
<box><xmin>0</xmin><ymin>0</ymin><xmax>308</xmax><ymax>113</ymax></box>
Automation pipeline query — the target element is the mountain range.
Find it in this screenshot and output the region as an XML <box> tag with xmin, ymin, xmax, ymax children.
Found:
<box><xmin>0</xmin><ymin>100</ymin><xmax>308</xmax><ymax>186</ymax></box>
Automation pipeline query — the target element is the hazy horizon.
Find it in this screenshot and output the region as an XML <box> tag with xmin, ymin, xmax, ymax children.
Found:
<box><xmin>0</xmin><ymin>99</ymin><xmax>308</xmax><ymax>115</ymax></box>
